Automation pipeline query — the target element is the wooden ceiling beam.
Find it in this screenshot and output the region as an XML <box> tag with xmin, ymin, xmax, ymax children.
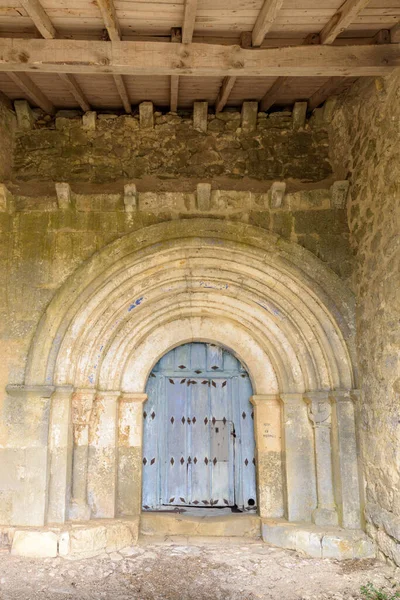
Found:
<box><xmin>95</xmin><ymin>0</ymin><xmax>121</xmax><ymax>42</ymax></box>
<box><xmin>19</xmin><ymin>0</ymin><xmax>90</xmax><ymax>113</ymax></box>
<box><xmin>0</xmin><ymin>39</ymin><xmax>399</xmax><ymax>77</ymax></box>
<box><xmin>320</xmin><ymin>0</ymin><xmax>372</xmax><ymax>45</ymax></box>
<box><xmin>8</xmin><ymin>71</ymin><xmax>55</xmax><ymax>114</ymax></box>
<box><xmin>95</xmin><ymin>0</ymin><xmax>131</xmax><ymax>112</ymax></box>
<box><xmin>182</xmin><ymin>0</ymin><xmax>198</xmax><ymax>45</ymax></box>
<box><xmin>215</xmin><ymin>76</ymin><xmax>237</xmax><ymax>113</ymax></box>
<box><xmin>252</xmin><ymin>0</ymin><xmax>284</xmax><ymax>47</ymax></box>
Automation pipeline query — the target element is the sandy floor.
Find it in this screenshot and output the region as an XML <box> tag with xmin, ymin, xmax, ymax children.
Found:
<box><xmin>0</xmin><ymin>538</ymin><xmax>399</xmax><ymax>600</ymax></box>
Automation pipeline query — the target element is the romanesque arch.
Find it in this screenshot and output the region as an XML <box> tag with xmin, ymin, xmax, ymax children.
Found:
<box><xmin>16</xmin><ymin>220</ymin><xmax>361</xmax><ymax>530</ymax></box>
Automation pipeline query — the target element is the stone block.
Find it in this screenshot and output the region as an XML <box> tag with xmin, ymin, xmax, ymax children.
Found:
<box><xmin>269</xmin><ymin>182</ymin><xmax>286</xmax><ymax>209</ymax></box>
<box><xmin>196</xmin><ymin>183</ymin><xmax>211</xmax><ymax>211</ymax></box>
<box><xmin>124</xmin><ymin>183</ymin><xmax>138</xmax><ymax>212</ymax></box>
<box><xmin>139</xmin><ymin>102</ymin><xmax>154</xmax><ymax>129</ymax></box>
<box><xmin>0</xmin><ymin>184</ymin><xmax>13</xmax><ymax>213</ymax></box>
<box><xmin>193</xmin><ymin>102</ymin><xmax>208</xmax><ymax>133</ymax></box>
<box><xmin>261</xmin><ymin>520</ymin><xmax>297</xmax><ymax>550</ymax></box>
<box><xmin>331</xmin><ymin>180</ymin><xmax>350</xmax><ymax>208</ymax></box>
<box><xmin>106</xmin><ymin>521</ymin><xmax>137</xmax><ymax>552</ymax></box>
<box><xmin>82</xmin><ymin>111</ymin><xmax>97</xmax><ymax>131</ymax></box>
<box><xmin>59</xmin><ymin>525</ymin><xmax>107</xmax><ymax>559</ymax></box>
<box><xmin>14</xmin><ymin>100</ymin><xmax>34</xmax><ymax>130</ymax></box>
<box><xmin>55</xmin><ymin>182</ymin><xmax>72</xmax><ymax>210</ymax></box>
<box><xmin>11</xmin><ymin>530</ymin><xmax>58</xmax><ymax>558</ymax></box>
<box><xmin>241</xmin><ymin>102</ymin><xmax>258</xmax><ymax>133</ymax></box>
<box><xmin>323</xmin><ymin>97</ymin><xmax>338</xmax><ymax>124</ymax></box>
<box><xmin>292</xmin><ymin>102</ymin><xmax>308</xmax><ymax>130</ymax></box>
<box><xmin>295</xmin><ymin>529</ymin><xmax>322</xmax><ymax>558</ymax></box>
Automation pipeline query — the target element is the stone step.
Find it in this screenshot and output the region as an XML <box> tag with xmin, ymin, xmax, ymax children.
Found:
<box><xmin>140</xmin><ymin>511</ymin><xmax>261</xmax><ymax>538</ymax></box>
<box><xmin>262</xmin><ymin>519</ymin><xmax>376</xmax><ymax>560</ymax></box>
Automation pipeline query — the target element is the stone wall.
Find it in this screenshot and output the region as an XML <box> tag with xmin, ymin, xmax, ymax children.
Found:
<box><xmin>0</xmin><ymin>94</ymin><xmax>16</xmax><ymax>182</ymax></box>
<box><xmin>330</xmin><ymin>72</ymin><xmax>400</xmax><ymax>566</ymax></box>
<box><xmin>12</xmin><ymin>108</ymin><xmax>332</xmax><ymax>184</ymax></box>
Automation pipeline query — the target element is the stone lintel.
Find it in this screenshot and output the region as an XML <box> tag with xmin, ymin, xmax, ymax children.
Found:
<box><xmin>120</xmin><ymin>393</ymin><xmax>148</xmax><ymax>404</ymax></box>
<box><xmin>193</xmin><ymin>101</ymin><xmax>208</xmax><ymax>132</ymax></box>
<box><xmin>250</xmin><ymin>394</ymin><xmax>280</xmax><ymax>406</ymax></box>
<box><xmin>6</xmin><ymin>384</ymin><xmax>56</xmax><ymax>399</ymax></box>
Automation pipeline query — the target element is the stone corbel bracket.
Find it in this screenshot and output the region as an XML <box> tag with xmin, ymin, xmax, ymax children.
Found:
<box><xmin>0</xmin><ymin>184</ymin><xmax>15</xmax><ymax>214</ymax></box>
<box><xmin>268</xmin><ymin>181</ymin><xmax>287</xmax><ymax>209</ymax></box>
<box><xmin>55</xmin><ymin>182</ymin><xmax>73</xmax><ymax>210</ymax></box>
<box><xmin>124</xmin><ymin>183</ymin><xmax>138</xmax><ymax>213</ymax></box>
<box><xmin>330</xmin><ymin>180</ymin><xmax>350</xmax><ymax>209</ymax></box>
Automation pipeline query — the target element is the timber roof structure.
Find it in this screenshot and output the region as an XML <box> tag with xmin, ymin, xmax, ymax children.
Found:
<box><xmin>0</xmin><ymin>0</ymin><xmax>399</xmax><ymax>113</ymax></box>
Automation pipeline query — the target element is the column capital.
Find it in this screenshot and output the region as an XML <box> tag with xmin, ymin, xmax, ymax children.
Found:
<box><xmin>280</xmin><ymin>392</ymin><xmax>304</xmax><ymax>404</ymax></box>
<box><xmin>6</xmin><ymin>384</ymin><xmax>55</xmax><ymax>399</ymax></box>
<box><xmin>304</xmin><ymin>390</ymin><xmax>330</xmax><ymax>402</ymax></box>
<box><xmin>329</xmin><ymin>389</ymin><xmax>361</xmax><ymax>402</ymax></box>
<box><xmin>120</xmin><ymin>392</ymin><xmax>148</xmax><ymax>404</ymax></box>
<box><xmin>250</xmin><ymin>394</ymin><xmax>280</xmax><ymax>406</ymax></box>
<box><xmin>97</xmin><ymin>390</ymin><xmax>121</xmax><ymax>398</ymax></box>
<box><xmin>52</xmin><ymin>385</ymin><xmax>75</xmax><ymax>396</ymax></box>
<box><xmin>304</xmin><ymin>392</ymin><xmax>331</xmax><ymax>427</ymax></box>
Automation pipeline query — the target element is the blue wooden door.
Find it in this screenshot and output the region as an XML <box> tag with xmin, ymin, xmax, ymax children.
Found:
<box><xmin>142</xmin><ymin>343</ymin><xmax>257</xmax><ymax>510</ymax></box>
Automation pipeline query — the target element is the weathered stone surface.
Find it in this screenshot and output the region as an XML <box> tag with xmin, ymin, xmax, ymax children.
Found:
<box><xmin>12</xmin><ymin>109</ymin><xmax>332</xmax><ymax>184</ymax></box>
<box><xmin>196</xmin><ymin>182</ymin><xmax>211</xmax><ymax>211</ymax></box>
<box><xmin>329</xmin><ymin>71</ymin><xmax>400</xmax><ymax>565</ymax></box>
<box><xmin>193</xmin><ymin>102</ymin><xmax>208</xmax><ymax>133</ymax></box>
<box><xmin>141</xmin><ymin>513</ymin><xmax>261</xmax><ymax>538</ymax></box>
<box><xmin>241</xmin><ymin>102</ymin><xmax>258</xmax><ymax>133</ymax></box>
<box><xmin>139</xmin><ymin>102</ymin><xmax>154</xmax><ymax>129</ymax></box>
<box><xmin>14</xmin><ymin>100</ymin><xmax>34</xmax><ymax>132</ymax></box>
<box><xmin>262</xmin><ymin>520</ymin><xmax>376</xmax><ymax>560</ymax></box>
<box><xmin>82</xmin><ymin>111</ymin><xmax>96</xmax><ymax>131</ymax></box>
<box><xmin>0</xmin><ymin>97</ymin><xmax>16</xmax><ymax>179</ymax></box>
<box><xmin>11</xmin><ymin>530</ymin><xmax>58</xmax><ymax>558</ymax></box>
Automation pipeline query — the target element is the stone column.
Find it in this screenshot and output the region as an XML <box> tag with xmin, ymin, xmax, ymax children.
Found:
<box><xmin>5</xmin><ymin>385</ymin><xmax>55</xmax><ymax>526</ymax></box>
<box><xmin>69</xmin><ymin>388</ymin><xmax>96</xmax><ymax>520</ymax></box>
<box><xmin>47</xmin><ymin>385</ymin><xmax>74</xmax><ymax>524</ymax></box>
<box><xmin>117</xmin><ymin>393</ymin><xmax>148</xmax><ymax>516</ymax></box>
<box><xmin>305</xmin><ymin>392</ymin><xmax>338</xmax><ymax>527</ymax></box>
<box><xmin>250</xmin><ymin>394</ymin><xmax>284</xmax><ymax>518</ymax></box>
<box><xmin>330</xmin><ymin>389</ymin><xmax>362</xmax><ymax>529</ymax></box>
<box><xmin>281</xmin><ymin>393</ymin><xmax>317</xmax><ymax>522</ymax></box>
<box><xmin>87</xmin><ymin>390</ymin><xmax>120</xmax><ymax>518</ymax></box>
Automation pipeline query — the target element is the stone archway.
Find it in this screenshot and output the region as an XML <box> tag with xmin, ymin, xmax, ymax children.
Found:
<box><xmin>9</xmin><ymin>219</ymin><xmax>361</xmax><ymax>533</ymax></box>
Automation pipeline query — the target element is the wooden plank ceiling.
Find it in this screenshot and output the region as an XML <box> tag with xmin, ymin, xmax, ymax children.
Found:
<box><xmin>0</xmin><ymin>0</ymin><xmax>399</xmax><ymax>113</ymax></box>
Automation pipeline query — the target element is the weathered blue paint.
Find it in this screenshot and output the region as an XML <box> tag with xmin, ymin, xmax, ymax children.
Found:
<box><xmin>142</xmin><ymin>343</ymin><xmax>257</xmax><ymax>510</ymax></box>
<box><xmin>128</xmin><ymin>297</ymin><xmax>144</xmax><ymax>311</ymax></box>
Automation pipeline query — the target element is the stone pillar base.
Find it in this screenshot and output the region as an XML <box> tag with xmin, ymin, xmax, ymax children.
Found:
<box><xmin>69</xmin><ymin>500</ymin><xmax>91</xmax><ymax>521</ymax></box>
<box><xmin>312</xmin><ymin>507</ymin><xmax>339</xmax><ymax>527</ymax></box>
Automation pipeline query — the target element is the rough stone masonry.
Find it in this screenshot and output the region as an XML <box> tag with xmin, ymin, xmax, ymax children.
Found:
<box><xmin>0</xmin><ymin>74</ymin><xmax>398</xmax><ymax>567</ymax></box>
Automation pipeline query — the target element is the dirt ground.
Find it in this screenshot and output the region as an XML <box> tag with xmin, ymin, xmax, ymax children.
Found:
<box><xmin>0</xmin><ymin>538</ymin><xmax>399</xmax><ymax>600</ymax></box>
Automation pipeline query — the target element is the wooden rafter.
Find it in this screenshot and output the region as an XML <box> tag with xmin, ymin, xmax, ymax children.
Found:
<box><xmin>170</xmin><ymin>28</ymin><xmax>182</xmax><ymax>112</ymax></box>
<box><xmin>259</xmin><ymin>34</ymin><xmax>320</xmax><ymax>112</ymax></box>
<box><xmin>215</xmin><ymin>76</ymin><xmax>237</xmax><ymax>113</ymax></box>
<box><xmin>182</xmin><ymin>0</ymin><xmax>198</xmax><ymax>45</ymax></box>
<box><xmin>252</xmin><ymin>0</ymin><xmax>284</xmax><ymax>48</ymax></box>
<box><xmin>19</xmin><ymin>0</ymin><xmax>55</xmax><ymax>39</ymax></box>
<box><xmin>391</xmin><ymin>23</ymin><xmax>400</xmax><ymax>43</ymax></box>
<box><xmin>8</xmin><ymin>71</ymin><xmax>54</xmax><ymax>114</ymax></box>
<box><xmin>1</xmin><ymin>39</ymin><xmax>398</xmax><ymax>77</ymax></box>
<box><xmin>19</xmin><ymin>0</ymin><xmax>90</xmax><ymax>113</ymax></box>
<box><xmin>95</xmin><ymin>0</ymin><xmax>121</xmax><ymax>42</ymax></box>
<box><xmin>95</xmin><ymin>0</ymin><xmax>131</xmax><ymax>112</ymax></box>
<box><xmin>320</xmin><ymin>0</ymin><xmax>371</xmax><ymax>45</ymax></box>
<box><xmin>58</xmin><ymin>73</ymin><xmax>90</xmax><ymax>113</ymax></box>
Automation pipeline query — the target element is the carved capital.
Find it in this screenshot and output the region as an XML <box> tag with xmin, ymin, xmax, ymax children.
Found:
<box><xmin>304</xmin><ymin>392</ymin><xmax>331</xmax><ymax>427</ymax></box>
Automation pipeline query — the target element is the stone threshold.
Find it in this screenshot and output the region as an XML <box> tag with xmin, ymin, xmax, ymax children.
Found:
<box><xmin>140</xmin><ymin>510</ymin><xmax>261</xmax><ymax>539</ymax></box>
<box><xmin>2</xmin><ymin>517</ymin><xmax>375</xmax><ymax>561</ymax></box>
<box><xmin>262</xmin><ymin>519</ymin><xmax>376</xmax><ymax>560</ymax></box>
